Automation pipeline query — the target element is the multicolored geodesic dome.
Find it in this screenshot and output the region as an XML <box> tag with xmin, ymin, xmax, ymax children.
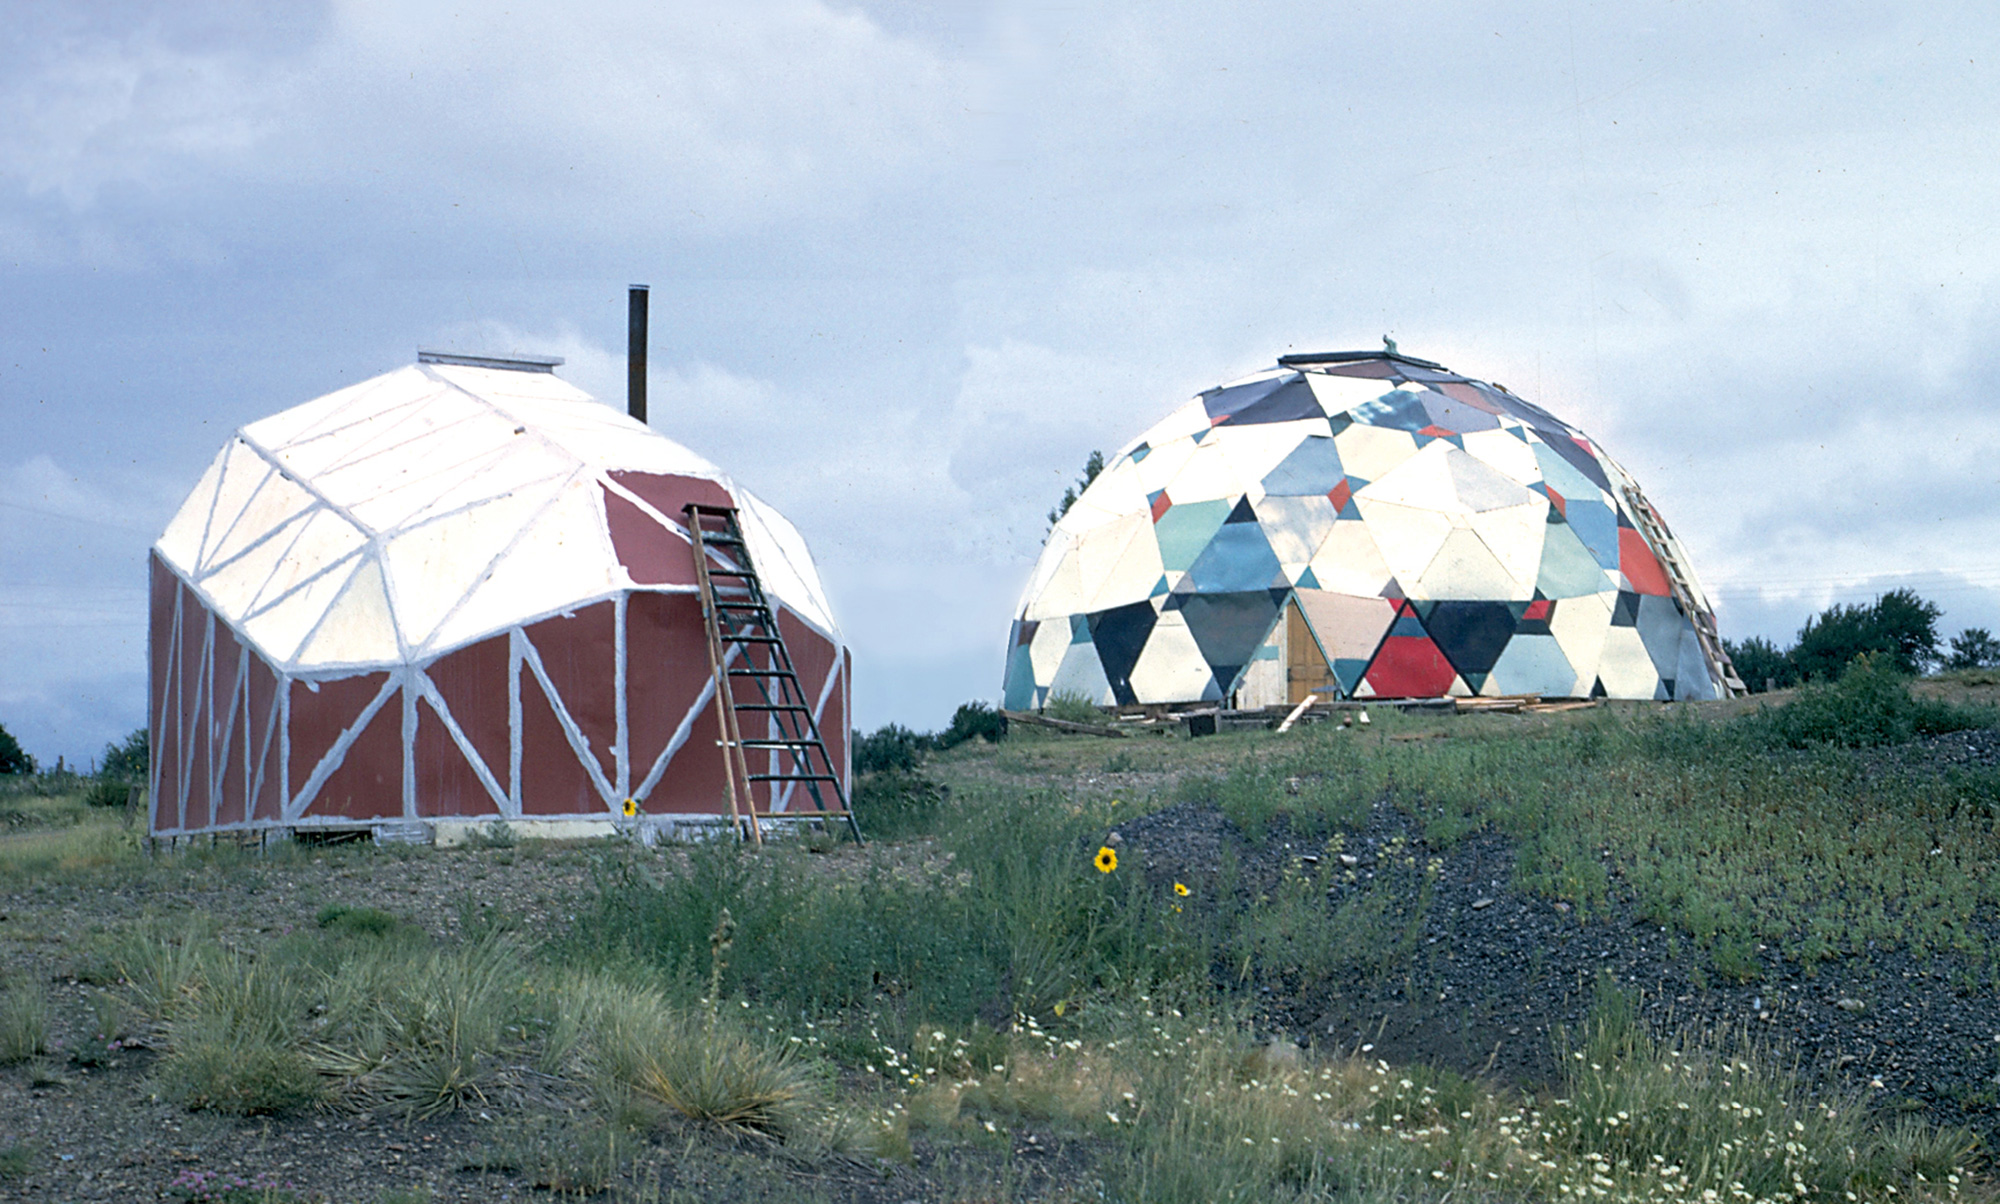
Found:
<box><xmin>148</xmin><ymin>355</ymin><xmax>848</xmax><ymax>841</ymax></box>
<box><xmin>1003</xmin><ymin>350</ymin><xmax>1736</xmax><ymax>709</ymax></box>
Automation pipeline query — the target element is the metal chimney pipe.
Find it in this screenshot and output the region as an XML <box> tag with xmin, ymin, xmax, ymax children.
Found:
<box><xmin>627</xmin><ymin>284</ymin><xmax>649</xmax><ymax>423</ymax></box>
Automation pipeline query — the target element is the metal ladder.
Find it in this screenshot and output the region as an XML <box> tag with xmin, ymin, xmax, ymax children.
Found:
<box><xmin>684</xmin><ymin>504</ymin><xmax>862</xmax><ymax>844</ymax></box>
<box><xmin>1619</xmin><ymin>485</ymin><xmax>1747</xmax><ymax>697</ymax></box>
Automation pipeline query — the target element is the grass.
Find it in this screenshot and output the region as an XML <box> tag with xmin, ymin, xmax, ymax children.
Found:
<box><xmin>0</xmin><ymin>977</ymin><xmax>50</xmax><ymax>1063</ymax></box>
<box><xmin>4</xmin><ymin>669</ymin><xmax>1996</xmax><ymax>1200</ymax></box>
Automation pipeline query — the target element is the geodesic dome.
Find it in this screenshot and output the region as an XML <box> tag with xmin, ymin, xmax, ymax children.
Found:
<box><xmin>148</xmin><ymin>355</ymin><xmax>848</xmax><ymax>840</ymax></box>
<box><xmin>1003</xmin><ymin>350</ymin><xmax>1736</xmax><ymax>709</ymax></box>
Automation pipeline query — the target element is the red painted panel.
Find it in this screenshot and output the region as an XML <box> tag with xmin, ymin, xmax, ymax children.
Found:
<box><xmin>288</xmin><ymin>673</ymin><xmax>390</xmax><ymax>800</ymax></box>
<box><xmin>602</xmin><ymin>487</ymin><xmax>696</xmax><ymax>586</ymax></box>
<box><xmin>603</xmin><ymin>472</ymin><xmax>735</xmax><ymax>588</ymax></box>
<box><xmin>1363</xmin><ymin>635</ymin><xmax>1460</xmax><ymax>698</ymax></box>
<box><xmin>426</xmin><ymin>634</ymin><xmax>511</xmax><ymax>801</ymax></box>
<box><xmin>628</xmin><ymin>588</ymin><xmax>724</xmax><ymax>812</ymax></box>
<box><xmin>519</xmin><ymin>667</ymin><xmax>601</xmax><ymax>815</ymax></box>
<box><xmin>245</xmin><ymin>652</ymin><xmax>282</xmax><ymax>823</ymax></box>
<box><xmin>415</xmin><ymin>698</ymin><xmax>495</xmax><ymax>817</ymax></box>
<box><xmin>524</xmin><ymin>603</ymin><xmax>617</xmax><ymax>785</ymax></box>
<box><xmin>1618</xmin><ymin>528</ymin><xmax>1673</xmax><ymax>597</ymax></box>
<box><xmin>645</xmin><ymin>695</ymin><xmax>731</xmax><ymax>817</ymax></box>
<box><xmin>310</xmin><ymin>685</ymin><xmax>403</xmax><ymax>821</ymax></box>
<box><xmin>177</xmin><ymin>599</ymin><xmax>213</xmax><ymax>832</ymax></box>
<box><xmin>212</xmin><ymin>632</ymin><xmax>247</xmax><ymax>828</ymax></box>
<box><xmin>148</xmin><ymin>557</ymin><xmax>180</xmax><ymax>833</ymax></box>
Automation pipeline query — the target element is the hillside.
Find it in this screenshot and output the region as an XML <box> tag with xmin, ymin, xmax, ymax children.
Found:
<box><xmin>0</xmin><ymin>675</ymin><xmax>1996</xmax><ymax>1202</ymax></box>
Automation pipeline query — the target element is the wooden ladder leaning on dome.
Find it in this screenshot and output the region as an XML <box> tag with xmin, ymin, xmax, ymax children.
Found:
<box><xmin>685</xmin><ymin>503</ymin><xmax>864</xmax><ymax>845</ymax></box>
<box><xmin>1618</xmin><ymin>485</ymin><xmax>1748</xmax><ymax>698</ymax></box>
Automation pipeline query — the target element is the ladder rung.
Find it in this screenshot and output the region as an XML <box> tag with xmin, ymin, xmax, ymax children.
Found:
<box><xmin>736</xmin><ymin>738</ymin><xmax>817</xmax><ymax>748</ymax></box>
<box><xmin>729</xmin><ymin>668</ymin><xmax>798</xmax><ymax>678</ymax></box>
<box><xmin>736</xmin><ymin>703</ymin><xmax>811</xmax><ymax>713</ymax></box>
<box><xmin>720</xmin><ymin>635</ymin><xmax>784</xmax><ymax>645</ymax></box>
<box><xmin>750</xmin><ymin>773</ymin><xmax>839</xmax><ymax>783</ymax></box>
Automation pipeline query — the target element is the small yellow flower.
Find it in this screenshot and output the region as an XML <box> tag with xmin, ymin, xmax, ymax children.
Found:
<box><xmin>1174</xmin><ymin>882</ymin><xmax>1190</xmax><ymax>897</ymax></box>
<box><xmin>622</xmin><ymin>798</ymin><xmax>639</xmax><ymax>818</ymax></box>
<box><xmin>1094</xmin><ymin>846</ymin><xmax>1117</xmax><ymax>873</ymax></box>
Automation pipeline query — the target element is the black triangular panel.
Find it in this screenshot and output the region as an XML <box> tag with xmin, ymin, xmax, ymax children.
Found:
<box><xmin>1086</xmin><ymin>600</ymin><xmax>1159</xmax><ymax>707</ymax></box>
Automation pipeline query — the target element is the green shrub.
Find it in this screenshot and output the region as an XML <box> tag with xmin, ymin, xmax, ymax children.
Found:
<box><xmin>1043</xmin><ymin>691</ymin><xmax>1101</xmax><ymax>724</ymax></box>
<box><xmin>100</xmin><ymin>729</ymin><xmax>147</xmax><ymax>781</ymax></box>
<box><xmin>853</xmin><ymin>723</ymin><xmax>933</xmax><ymax>774</ymax></box>
<box><xmin>938</xmin><ymin>700</ymin><xmax>1008</xmax><ymax>747</ymax></box>
<box><xmin>314</xmin><ymin>903</ymin><xmax>409</xmax><ymax>940</ymax></box>
<box><xmin>0</xmin><ymin>723</ymin><xmax>32</xmax><ymax>776</ymax></box>
<box><xmin>1753</xmin><ymin>653</ymin><xmax>1996</xmax><ymax>748</ymax></box>
<box><xmin>850</xmin><ymin>768</ymin><xmax>944</xmax><ymax>839</ymax></box>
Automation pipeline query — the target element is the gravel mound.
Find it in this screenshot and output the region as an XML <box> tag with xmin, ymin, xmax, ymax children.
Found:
<box><xmin>1113</xmin><ymin>776</ymin><xmax>2000</xmax><ymax>1142</ymax></box>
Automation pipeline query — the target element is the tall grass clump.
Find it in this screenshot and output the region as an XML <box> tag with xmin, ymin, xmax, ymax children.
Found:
<box><xmin>159</xmin><ymin>949</ymin><xmax>323</xmax><ymax>1115</ymax></box>
<box><xmin>312</xmin><ymin>936</ymin><xmax>524</xmax><ymax>1117</ymax></box>
<box><xmin>0</xmin><ymin>978</ymin><xmax>50</xmax><ymax>1063</ymax></box>
<box><xmin>1752</xmin><ymin>653</ymin><xmax>1998</xmax><ymax>749</ymax></box>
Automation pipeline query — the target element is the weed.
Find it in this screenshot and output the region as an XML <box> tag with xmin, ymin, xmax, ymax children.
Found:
<box><xmin>850</xmin><ymin>767</ymin><xmax>945</xmax><ymax>839</ymax></box>
<box><xmin>1044</xmin><ymin>690</ymin><xmax>1103</xmax><ymax>724</ymax></box>
<box><xmin>0</xmin><ymin>1143</ymin><xmax>29</xmax><ymax>1180</ymax></box>
<box><xmin>159</xmin><ymin>951</ymin><xmax>322</xmax><ymax>1115</ymax></box>
<box><xmin>314</xmin><ymin>903</ymin><xmax>409</xmax><ymax>940</ymax></box>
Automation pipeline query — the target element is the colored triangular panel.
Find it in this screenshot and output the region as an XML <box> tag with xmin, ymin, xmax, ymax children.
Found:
<box><xmin>1153</xmin><ymin>499</ymin><xmax>1233</xmax><ymax>571</ymax></box>
<box><xmin>1184</xmin><ymin>521</ymin><xmax>1282</xmax><ymax>593</ymax></box>
<box><xmin>1363</xmin><ymin>629</ymin><xmax>1461</xmax><ymax>698</ymax></box>
<box><xmin>1127</xmin><ymin>609</ymin><xmax>1218</xmax><ymax>703</ymax></box>
<box><xmin>1260</xmin><ymin>435</ymin><xmax>1346</xmax><ymax>496</ymax></box>
<box><xmin>1536</xmin><ymin>517</ymin><xmax>1615</xmax><ymax>599</ymax></box>
<box><xmin>1423</xmin><ymin>601</ymin><xmax>1517</xmax><ymax>677</ymax></box>
<box><xmin>1177</xmin><ymin>590</ymin><xmax>1284</xmax><ymax>684</ymax></box>
<box><xmin>1295</xmin><ymin>565</ymin><xmax>1320</xmax><ymax>590</ymax></box>
<box><xmin>1411</xmin><ymin>527</ymin><xmax>1525</xmax><ymax>601</ymax></box>
<box><xmin>1488</xmin><ymin>633</ymin><xmax>1578</xmax><ymax>696</ymax></box>
<box><xmin>1050</xmin><ymin>639</ymin><xmax>1115</xmax><ymax>705</ymax></box>
<box><xmin>1618</xmin><ymin>527</ymin><xmax>1673</xmax><ymax>596</ymax></box>
<box><xmin>1293</xmin><ymin>590</ymin><xmax>1398</xmax><ymax>665</ymax></box>
<box><xmin>1086</xmin><ymin>599</ymin><xmax>1160</xmax><ymax>706</ymax></box>
<box><xmin>1225</xmin><ymin>496</ymin><xmax>1258</xmax><ymax>524</ymax></box>
<box><xmin>1218</xmin><ymin>377</ymin><xmax>1323</xmax><ymax>426</ymax></box>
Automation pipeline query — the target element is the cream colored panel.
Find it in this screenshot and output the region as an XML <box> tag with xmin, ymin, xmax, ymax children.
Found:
<box><xmin>1596</xmin><ymin>624</ymin><xmax>1661</xmax><ymax>699</ymax></box>
<box><xmin>1216</xmin><ymin>424</ymin><xmax>1319</xmax><ymax>497</ymax></box>
<box><xmin>198</xmin><ymin>506</ymin><xmax>320</xmax><ymax>622</ymax></box>
<box><xmin>155</xmin><ymin>446</ymin><xmax>229</xmax><ymax>573</ymax></box>
<box><xmin>1358</xmin><ymin>441</ymin><xmax>1462</xmax><ymax>515</ymax></box>
<box><xmin>391</xmin><ymin>441</ymin><xmax>573</xmax><ymax>532</ymax></box>
<box><xmin>196</xmin><ymin>441</ymin><xmax>277</xmax><ymax>573</ymax></box>
<box><xmin>1466</xmin><ymin>499</ymin><xmax>1550</xmax><ymax>592</ymax></box>
<box><xmin>1028</xmin><ymin>616</ymin><xmax>1074</xmax><ymax>687</ymax></box>
<box><xmin>202</xmin><ymin>460</ymin><xmax>318</xmax><ymax>580</ymax></box>
<box><xmin>1411</xmin><ymin>528</ymin><xmax>1524</xmax><ymax>601</ymax></box>
<box><xmin>292</xmin><ymin>558</ymin><xmax>400</xmax><ymax>668</ymax></box>
<box><xmin>241</xmin><ymin>555</ymin><xmax>361</xmax><ymax>666</ymax></box>
<box><xmin>1082</xmin><ymin>515</ymin><xmax>1166</xmax><ymax>613</ymax></box>
<box><xmin>268</xmin><ymin>384</ymin><xmax>456</xmax><ymax>484</ymax></box>
<box><xmin>1127</xmin><ymin>610</ymin><xmax>1215</xmax><ymax>703</ymax></box>
<box><xmin>1548</xmin><ymin>592</ymin><xmax>1614</xmax><ymax>695</ymax></box>
<box><xmin>1445</xmin><ymin>446</ymin><xmax>1537</xmax><ymax>512</ymax></box>
<box><xmin>1293</xmin><ymin>590</ymin><xmax>1396</xmax><ymax>663</ymax></box>
<box><xmin>1060</xmin><ymin>458</ymin><xmax>1148</xmax><ymax>538</ymax></box>
<box><xmin>427</xmin><ymin>482</ymin><xmax>620</xmax><ymax>653</ymax></box>
<box><xmin>1254</xmin><ymin>495</ymin><xmax>1337</xmax><ymax>567</ymax></box>
<box><xmin>1017</xmin><ymin>529</ymin><xmax>1076</xmax><ymax>617</ymax></box>
<box><xmin>248</xmin><ymin>508</ymin><xmax>369</xmax><ymax>615</ymax></box>
<box><xmin>241</xmin><ymin>367</ymin><xmax>427</xmax><ymax>452</ymax></box>
<box><xmin>1350</xmin><ymin>498</ymin><xmax>1453</xmax><ymax>585</ymax></box>
<box><xmin>385</xmin><ymin>486</ymin><xmax>559</xmax><ymax>650</ymax></box>
<box><xmin>1330</xmin><ymin>422</ymin><xmax>1419</xmax><ymax>483</ymax></box>
<box><xmin>429</xmin><ymin>364</ymin><xmax>598</xmax><ymax>405</ymax></box>
<box><xmin>1131</xmin><ymin>437</ymin><xmax>1199</xmax><ymax>496</ymax></box>
<box><xmin>1163</xmin><ymin>441</ymin><xmax>1243</xmax><ymax>504</ymax></box>
<box><xmin>1458</xmin><ymin>428</ymin><xmax>1542</xmax><ymax>486</ymax></box>
<box><xmin>1022</xmin><ymin>539</ymin><xmax>1087</xmax><ymax>622</ymax></box>
<box><xmin>738</xmin><ymin>489</ymin><xmax>838</xmax><ymax>638</ymax></box>
<box><xmin>1305</xmin><ymin>521</ymin><xmax>1396</xmax><ymax>597</ymax></box>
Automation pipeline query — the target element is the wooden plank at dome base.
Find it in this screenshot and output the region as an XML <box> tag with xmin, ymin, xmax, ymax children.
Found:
<box><xmin>686</xmin><ymin>504</ymin><xmax>862</xmax><ymax>845</ymax></box>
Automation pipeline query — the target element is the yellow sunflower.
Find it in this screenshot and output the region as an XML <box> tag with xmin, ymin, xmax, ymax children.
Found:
<box><xmin>1174</xmin><ymin>882</ymin><xmax>1190</xmax><ymax>897</ymax></box>
<box><xmin>1094</xmin><ymin>846</ymin><xmax>1117</xmax><ymax>873</ymax></box>
<box><xmin>621</xmin><ymin>798</ymin><xmax>639</xmax><ymax>818</ymax></box>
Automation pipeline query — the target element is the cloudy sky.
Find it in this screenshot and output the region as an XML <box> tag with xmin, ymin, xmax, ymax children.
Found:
<box><xmin>5</xmin><ymin>1</ymin><xmax>1999</xmax><ymax>768</ymax></box>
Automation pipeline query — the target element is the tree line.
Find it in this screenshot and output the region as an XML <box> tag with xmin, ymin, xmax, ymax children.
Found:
<box><xmin>1723</xmin><ymin>588</ymin><xmax>2000</xmax><ymax>692</ymax></box>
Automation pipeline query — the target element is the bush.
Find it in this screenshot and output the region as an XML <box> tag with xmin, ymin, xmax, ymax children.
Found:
<box><xmin>0</xmin><ymin>724</ymin><xmax>32</xmax><ymax>776</ymax></box>
<box><xmin>1948</xmin><ymin>626</ymin><xmax>2000</xmax><ymax>670</ymax></box>
<box><xmin>1752</xmin><ymin>653</ymin><xmax>1996</xmax><ymax>748</ymax></box>
<box><xmin>853</xmin><ymin>723</ymin><xmax>932</xmax><ymax>774</ymax></box>
<box><xmin>1042</xmin><ymin>691</ymin><xmax>1100</xmax><ymax>724</ymax></box>
<box><xmin>100</xmin><ymin>729</ymin><xmax>147</xmax><ymax>781</ymax></box>
<box><xmin>937</xmin><ymin>700</ymin><xmax>1007</xmax><ymax>748</ymax></box>
<box><xmin>850</xmin><ymin>768</ymin><xmax>944</xmax><ymax>840</ymax></box>
<box><xmin>1792</xmin><ymin>588</ymin><xmax>1942</xmax><ymax>680</ymax></box>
